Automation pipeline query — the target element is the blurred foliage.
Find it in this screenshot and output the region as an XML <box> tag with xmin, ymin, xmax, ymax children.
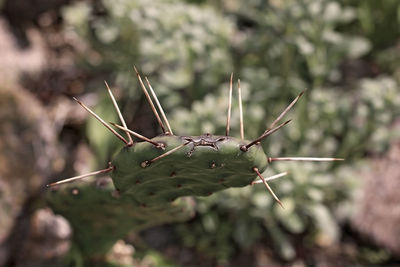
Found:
<box><xmin>339</xmin><ymin>0</ymin><xmax>400</xmax><ymax>52</ymax></box>
<box><xmin>177</xmin><ymin>162</ymin><xmax>363</xmax><ymax>260</ymax></box>
<box><xmin>377</xmin><ymin>44</ymin><xmax>400</xmax><ymax>84</ymax></box>
<box><xmin>59</xmin><ymin>0</ymin><xmax>400</xmax><ymax>263</ymax></box>
<box><xmin>233</xmin><ymin>0</ymin><xmax>370</xmax><ymax>88</ymax></box>
<box><xmin>63</xmin><ymin>0</ymin><xmax>233</xmax><ymax>108</ymax></box>
<box><xmin>133</xmin><ymin>250</ymin><xmax>178</xmax><ymax>267</ymax></box>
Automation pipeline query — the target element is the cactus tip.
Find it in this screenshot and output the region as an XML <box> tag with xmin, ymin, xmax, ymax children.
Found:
<box><xmin>245</xmin><ymin>119</ymin><xmax>291</xmax><ymax>150</ymax></box>
<box><xmin>46</xmin><ymin>166</ymin><xmax>114</xmax><ymax>188</ymax></box>
<box><xmin>143</xmin><ymin>141</ymin><xmax>190</xmax><ymax>167</ymax></box>
<box><xmin>225</xmin><ymin>73</ymin><xmax>233</xmax><ymax>136</ymax></box>
<box><xmin>238</xmin><ymin>79</ymin><xmax>244</xmax><ymax>140</ymax></box>
<box><xmin>73</xmin><ymin>96</ymin><xmax>129</xmax><ymax>145</ymax></box>
<box><xmin>277</xmin><ymin>199</ymin><xmax>285</xmax><ymax>209</ymax></box>
<box><xmin>145</xmin><ymin>76</ymin><xmax>174</xmax><ymax>135</ymax></box>
<box><xmin>252</xmin><ymin>172</ymin><xmax>288</xmax><ymax>184</ymax></box>
<box><xmin>134</xmin><ymin>68</ymin><xmax>166</xmax><ymax>133</ymax></box>
<box><xmin>269</xmin><ymin>157</ymin><xmax>344</xmax><ymax>162</ymax></box>
<box><xmin>133</xmin><ymin>65</ymin><xmax>139</xmax><ymax>74</ymax></box>
<box><xmin>253</xmin><ymin>167</ymin><xmax>284</xmax><ymax>209</ymax></box>
<box><xmin>110</xmin><ymin>122</ymin><xmax>164</xmax><ymax>148</ymax></box>
<box><xmin>104</xmin><ymin>80</ymin><xmax>134</xmax><ymax>145</ymax></box>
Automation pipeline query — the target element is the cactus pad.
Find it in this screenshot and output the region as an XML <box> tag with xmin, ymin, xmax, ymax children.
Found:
<box><xmin>48</xmin><ymin>179</ymin><xmax>194</xmax><ymax>255</ymax></box>
<box><xmin>111</xmin><ymin>134</ymin><xmax>268</xmax><ymax>205</ymax></box>
<box><xmin>47</xmin><ymin>71</ymin><xmax>341</xmax><ymax>259</ymax></box>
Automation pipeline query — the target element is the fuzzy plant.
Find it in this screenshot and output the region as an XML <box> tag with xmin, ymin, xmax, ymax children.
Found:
<box><xmin>47</xmin><ymin>69</ymin><xmax>341</xmax><ymax>263</ymax></box>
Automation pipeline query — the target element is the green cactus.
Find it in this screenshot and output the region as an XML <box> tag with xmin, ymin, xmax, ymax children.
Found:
<box><xmin>111</xmin><ymin>134</ymin><xmax>269</xmax><ymax>201</ymax></box>
<box><xmin>47</xmin><ymin>70</ymin><xmax>340</xmax><ymax>262</ymax></box>
<box><xmin>48</xmin><ymin>180</ymin><xmax>194</xmax><ymax>257</ymax></box>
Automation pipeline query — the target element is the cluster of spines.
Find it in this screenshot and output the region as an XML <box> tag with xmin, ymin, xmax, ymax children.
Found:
<box><xmin>47</xmin><ymin>68</ymin><xmax>343</xmax><ymax>208</ymax></box>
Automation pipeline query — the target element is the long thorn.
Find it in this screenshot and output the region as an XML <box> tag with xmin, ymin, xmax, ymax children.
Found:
<box><xmin>252</xmin><ymin>172</ymin><xmax>288</xmax><ymax>184</ymax></box>
<box><xmin>110</xmin><ymin>122</ymin><xmax>164</xmax><ymax>148</ymax></box>
<box><xmin>133</xmin><ymin>66</ymin><xmax>166</xmax><ymax>133</ymax></box>
<box><xmin>268</xmin><ymin>157</ymin><xmax>344</xmax><ymax>162</ymax></box>
<box><xmin>73</xmin><ymin>97</ymin><xmax>128</xmax><ymax>145</ymax></box>
<box><xmin>226</xmin><ymin>73</ymin><xmax>233</xmax><ymax>136</ymax></box>
<box><xmin>238</xmin><ymin>79</ymin><xmax>244</xmax><ymax>140</ymax></box>
<box><xmin>46</xmin><ymin>166</ymin><xmax>114</xmax><ymax>187</ymax></box>
<box><xmin>241</xmin><ymin>120</ymin><xmax>291</xmax><ymax>151</ymax></box>
<box><xmin>104</xmin><ymin>81</ymin><xmax>133</xmax><ymax>145</ymax></box>
<box><xmin>145</xmin><ymin>77</ymin><xmax>173</xmax><ymax>135</ymax></box>
<box><xmin>265</xmin><ymin>91</ymin><xmax>304</xmax><ymax>134</ymax></box>
<box><xmin>253</xmin><ymin>167</ymin><xmax>284</xmax><ymax>209</ymax></box>
<box><xmin>141</xmin><ymin>141</ymin><xmax>190</xmax><ymax>168</ymax></box>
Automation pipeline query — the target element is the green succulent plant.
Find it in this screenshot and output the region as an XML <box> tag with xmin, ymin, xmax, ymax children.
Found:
<box><xmin>52</xmin><ymin>0</ymin><xmax>399</xmax><ymax>264</ymax></box>
<box><xmin>47</xmin><ymin>70</ymin><xmax>340</xmax><ymax>264</ymax></box>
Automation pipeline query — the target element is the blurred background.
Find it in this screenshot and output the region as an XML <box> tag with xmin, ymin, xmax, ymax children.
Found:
<box><xmin>0</xmin><ymin>0</ymin><xmax>399</xmax><ymax>266</ymax></box>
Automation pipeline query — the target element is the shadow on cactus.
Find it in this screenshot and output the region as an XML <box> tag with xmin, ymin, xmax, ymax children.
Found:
<box><xmin>47</xmin><ymin>68</ymin><xmax>342</xmax><ymax>260</ymax></box>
